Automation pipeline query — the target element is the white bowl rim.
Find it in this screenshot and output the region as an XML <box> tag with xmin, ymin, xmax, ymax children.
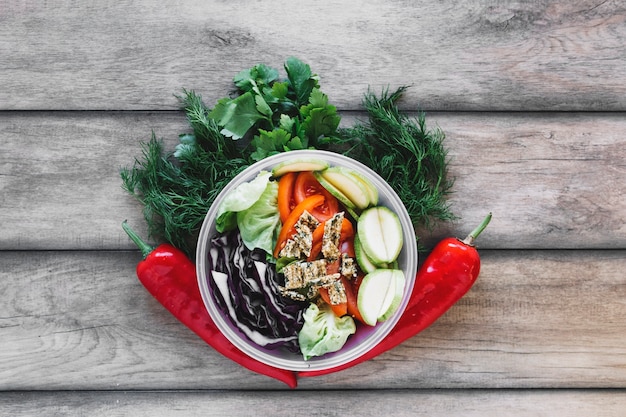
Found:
<box><xmin>196</xmin><ymin>150</ymin><xmax>418</xmax><ymax>371</ymax></box>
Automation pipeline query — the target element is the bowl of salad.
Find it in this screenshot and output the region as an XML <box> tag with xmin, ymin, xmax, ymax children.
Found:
<box><xmin>196</xmin><ymin>150</ymin><xmax>418</xmax><ymax>371</ymax></box>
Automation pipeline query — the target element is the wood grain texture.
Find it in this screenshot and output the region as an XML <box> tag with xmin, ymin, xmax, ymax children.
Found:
<box><xmin>1</xmin><ymin>111</ymin><xmax>624</xmax><ymax>250</ymax></box>
<box><xmin>1</xmin><ymin>250</ymin><xmax>624</xmax><ymax>390</ymax></box>
<box><xmin>1</xmin><ymin>0</ymin><xmax>625</xmax><ymax>111</ymax></box>
<box><xmin>2</xmin><ymin>390</ymin><xmax>626</xmax><ymax>417</ymax></box>
<box><xmin>3</xmin><ymin>0</ymin><xmax>626</xmax><ymax>410</ymax></box>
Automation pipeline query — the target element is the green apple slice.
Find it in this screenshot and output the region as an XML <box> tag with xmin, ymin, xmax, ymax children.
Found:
<box><xmin>357</xmin><ymin>206</ymin><xmax>403</xmax><ymax>264</ymax></box>
<box><xmin>319</xmin><ymin>167</ymin><xmax>370</xmax><ymax>209</ymax></box>
<box><xmin>313</xmin><ymin>171</ymin><xmax>361</xmax><ymax>220</ymax></box>
<box><xmin>357</xmin><ymin>269</ymin><xmax>403</xmax><ymax>326</ymax></box>
<box><xmin>355</xmin><ymin>234</ymin><xmax>388</xmax><ymax>273</ymax></box>
<box><xmin>378</xmin><ymin>270</ymin><xmax>406</xmax><ymax>322</ymax></box>
<box><xmin>347</xmin><ymin>170</ymin><xmax>379</xmax><ymax>206</ymax></box>
<box><xmin>271</xmin><ymin>158</ymin><xmax>329</xmax><ymax>177</ymax></box>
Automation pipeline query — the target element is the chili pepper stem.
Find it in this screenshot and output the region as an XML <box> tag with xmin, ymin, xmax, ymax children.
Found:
<box><xmin>462</xmin><ymin>212</ymin><xmax>492</xmax><ymax>246</ymax></box>
<box><xmin>122</xmin><ymin>220</ymin><xmax>155</xmax><ymax>259</ymax></box>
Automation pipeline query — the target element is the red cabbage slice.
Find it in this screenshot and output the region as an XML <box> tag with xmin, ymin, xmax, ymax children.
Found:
<box><xmin>207</xmin><ymin>230</ymin><xmax>305</xmax><ymax>352</ymax></box>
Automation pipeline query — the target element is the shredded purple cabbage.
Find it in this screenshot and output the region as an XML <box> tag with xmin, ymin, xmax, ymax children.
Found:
<box><xmin>207</xmin><ymin>230</ymin><xmax>305</xmax><ymax>352</ymax></box>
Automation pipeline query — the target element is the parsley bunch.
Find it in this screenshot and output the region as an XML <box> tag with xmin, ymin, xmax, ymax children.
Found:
<box><xmin>121</xmin><ymin>57</ymin><xmax>454</xmax><ymax>257</ymax></box>
<box><xmin>208</xmin><ymin>57</ymin><xmax>342</xmax><ymax>161</ymax></box>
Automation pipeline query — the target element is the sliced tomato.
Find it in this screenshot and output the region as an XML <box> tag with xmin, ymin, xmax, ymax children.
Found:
<box><xmin>342</xmin><ymin>275</ymin><xmax>365</xmax><ymax>324</ymax></box>
<box><xmin>339</xmin><ymin>236</ymin><xmax>355</xmax><ymax>258</ymax></box>
<box><xmin>326</xmin><ymin>259</ymin><xmax>341</xmax><ymax>274</ymax></box>
<box><xmin>293</xmin><ymin>171</ymin><xmax>339</xmax><ymax>222</ymax></box>
<box><xmin>277</xmin><ymin>172</ymin><xmax>297</xmax><ymax>223</ymax></box>
<box><xmin>351</xmin><ymin>272</ymin><xmax>365</xmax><ymax>294</ymax></box>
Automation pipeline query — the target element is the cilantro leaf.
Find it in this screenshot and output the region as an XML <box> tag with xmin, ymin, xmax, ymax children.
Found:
<box><xmin>255</xmin><ymin>94</ymin><xmax>273</xmax><ymax>118</ymax></box>
<box><xmin>284</xmin><ymin>56</ymin><xmax>319</xmax><ymax>106</ymax></box>
<box><xmin>209</xmin><ymin>92</ymin><xmax>268</xmax><ymax>140</ymax></box>
<box><xmin>271</xmin><ymin>82</ymin><xmax>289</xmax><ymax>100</ymax></box>
<box><xmin>278</xmin><ymin>114</ymin><xmax>295</xmax><ymax>132</ymax></box>
<box><xmin>252</xmin><ymin>128</ymin><xmax>292</xmax><ymax>152</ymax></box>
<box><xmin>250</xmin><ymin>128</ymin><xmax>306</xmax><ymax>161</ymax></box>
<box><xmin>234</xmin><ymin>64</ymin><xmax>279</xmax><ymax>92</ymax></box>
<box><xmin>300</xmin><ymin>88</ymin><xmax>341</xmax><ymax>144</ymax></box>
<box><xmin>307</xmin><ymin>87</ymin><xmax>331</xmax><ymax>108</ymax></box>
<box><xmin>302</xmin><ymin>107</ymin><xmax>341</xmax><ymax>144</ymax></box>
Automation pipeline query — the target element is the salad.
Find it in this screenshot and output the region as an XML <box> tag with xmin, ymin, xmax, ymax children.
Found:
<box><xmin>205</xmin><ymin>156</ymin><xmax>407</xmax><ymax>360</ymax></box>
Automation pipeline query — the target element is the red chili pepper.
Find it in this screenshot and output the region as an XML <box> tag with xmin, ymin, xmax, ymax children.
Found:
<box><xmin>299</xmin><ymin>213</ymin><xmax>492</xmax><ymax>377</ymax></box>
<box><xmin>122</xmin><ymin>221</ymin><xmax>298</xmax><ymax>389</ymax></box>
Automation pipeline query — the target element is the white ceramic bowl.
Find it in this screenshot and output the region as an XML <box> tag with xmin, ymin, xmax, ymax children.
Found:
<box><xmin>196</xmin><ymin>150</ymin><xmax>417</xmax><ymax>371</ymax></box>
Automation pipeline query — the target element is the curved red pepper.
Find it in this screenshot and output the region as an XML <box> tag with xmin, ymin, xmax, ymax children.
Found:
<box><xmin>299</xmin><ymin>213</ymin><xmax>492</xmax><ymax>377</ymax></box>
<box><xmin>122</xmin><ymin>221</ymin><xmax>298</xmax><ymax>389</ymax></box>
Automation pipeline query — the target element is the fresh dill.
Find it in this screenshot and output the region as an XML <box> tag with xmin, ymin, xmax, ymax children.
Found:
<box><xmin>339</xmin><ymin>87</ymin><xmax>455</xmax><ymax>229</ymax></box>
<box><xmin>121</xmin><ymin>90</ymin><xmax>252</xmax><ymax>257</ymax></box>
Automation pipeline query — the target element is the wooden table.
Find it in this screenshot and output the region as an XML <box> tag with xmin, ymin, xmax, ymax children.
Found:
<box><xmin>2</xmin><ymin>1</ymin><xmax>626</xmax><ymax>415</ymax></box>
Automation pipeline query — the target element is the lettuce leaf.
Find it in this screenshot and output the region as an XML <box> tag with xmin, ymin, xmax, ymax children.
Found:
<box><xmin>215</xmin><ymin>170</ymin><xmax>280</xmax><ymax>254</ymax></box>
<box><xmin>215</xmin><ymin>171</ymin><xmax>272</xmax><ymax>232</ymax></box>
<box><xmin>298</xmin><ymin>303</ymin><xmax>356</xmax><ymax>360</ymax></box>
<box><xmin>236</xmin><ymin>179</ymin><xmax>280</xmax><ymax>254</ymax></box>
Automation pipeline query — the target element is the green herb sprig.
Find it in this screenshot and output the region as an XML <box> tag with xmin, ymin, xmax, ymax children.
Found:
<box><xmin>121</xmin><ymin>57</ymin><xmax>454</xmax><ymax>258</ymax></box>
<box><xmin>339</xmin><ymin>86</ymin><xmax>455</xmax><ymax>229</ymax></box>
<box><xmin>207</xmin><ymin>57</ymin><xmax>342</xmax><ymax>161</ymax></box>
<box><xmin>121</xmin><ymin>90</ymin><xmax>251</xmax><ymax>256</ymax></box>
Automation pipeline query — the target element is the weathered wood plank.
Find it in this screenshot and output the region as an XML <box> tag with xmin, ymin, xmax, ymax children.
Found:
<box><xmin>3</xmin><ymin>0</ymin><xmax>624</xmax><ymax>411</ymax></box>
<box><xmin>1</xmin><ymin>0</ymin><xmax>625</xmax><ymax>111</ymax></box>
<box><xmin>1</xmin><ymin>111</ymin><xmax>625</xmax><ymax>250</ymax></box>
<box><xmin>437</xmin><ymin>111</ymin><xmax>626</xmax><ymax>250</ymax></box>
<box><xmin>1</xmin><ymin>250</ymin><xmax>624</xmax><ymax>390</ymax></box>
<box><xmin>2</xmin><ymin>390</ymin><xmax>626</xmax><ymax>417</ymax></box>
<box><xmin>0</xmin><ymin>111</ymin><xmax>187</xmax><ymax>251</ymax></box>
